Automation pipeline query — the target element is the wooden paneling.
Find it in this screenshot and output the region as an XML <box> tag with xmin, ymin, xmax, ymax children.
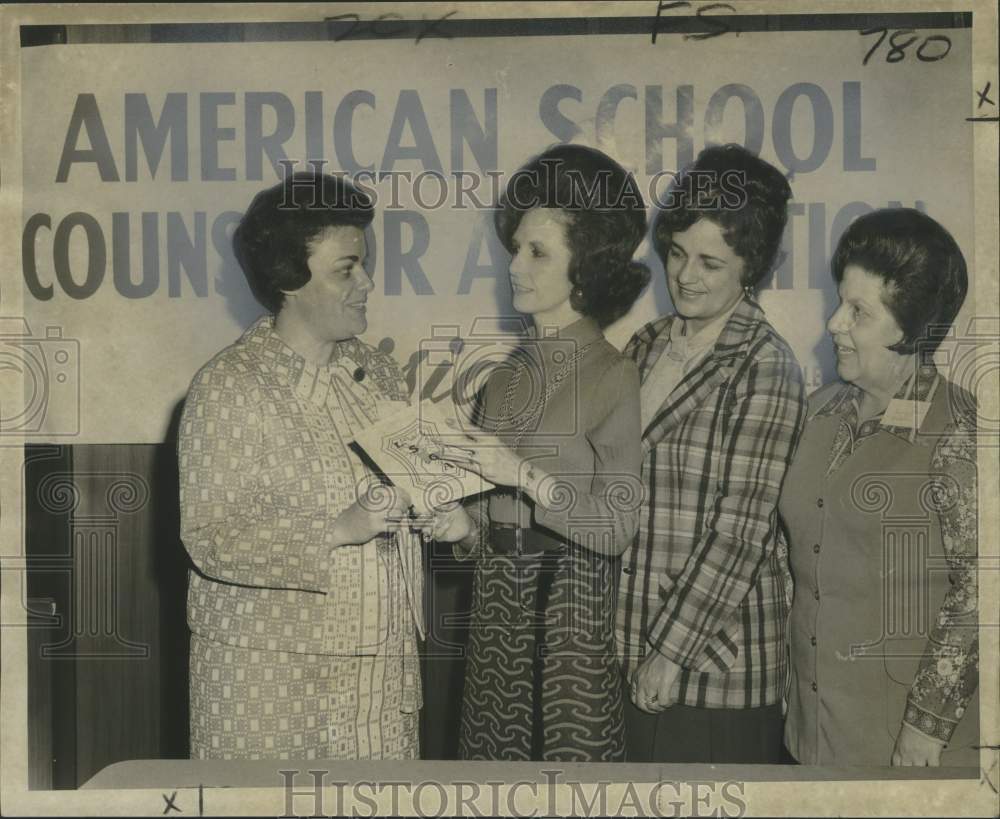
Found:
<box><xmin>69</xmin><ymin>444</ymin><xmax>190</xmax><ymax>786</ymax></box>
<box><xmin>25</xmin><ymin>443</ymin><xmax>190</xmax><ymax>788</ymax></box>
<box><xmin>25</xmin><ymin>445</ymin><xmax>76</xmax><ymax>789</ymax></box>
<box><xmin>26</xmin><ymin>598</ymin><xmax>57</xmax><ymax>790</ymax></box>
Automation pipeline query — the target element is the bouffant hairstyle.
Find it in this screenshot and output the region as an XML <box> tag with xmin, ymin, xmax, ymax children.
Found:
<box><xmin>831</xmin><ymin>208</ymin><xmax>968</xmax><ymax>355</ymax></box>
<box><xmin>652</xmin><ymin>143</ymin><xmax>792</xmax><ymax>291</ymax></box>
<box><xmin>493</xmin><ymin>144</ymin><xmax>651</xmax><ymax>328</ymax></box>
<box><xmin>233</xmin><ymin>171</ymin><xmax>374</xmax><ymax>314</ymax></box>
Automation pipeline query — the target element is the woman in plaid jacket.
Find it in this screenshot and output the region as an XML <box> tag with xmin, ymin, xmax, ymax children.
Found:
<box><xmin>617</xmin><ymin>144</ymin><xmax>807</xmax><ymax>763</ymax></box>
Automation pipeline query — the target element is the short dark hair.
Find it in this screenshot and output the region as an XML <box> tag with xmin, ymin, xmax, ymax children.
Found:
<box><xmin>233</xmin><ymin>172</ymin><xmax>374</xmax><ymax>314</ymax></box>
<box><xmin>831</xmin><ymin>208</ymin><xmax>968</xmax><ymax>355</ymax></box>
<box><xmin>493</xmin><ymin>144</ymin><xmax>651</xmax><ymax>328</ymax></box>
<box><xmin>651</xmin><ymin>143</ymin><xmax>792</xmax><ymax>290</ymax></box>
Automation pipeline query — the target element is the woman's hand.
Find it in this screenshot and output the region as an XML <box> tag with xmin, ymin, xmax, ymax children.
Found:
<box><xmin>331</xmin><ymin>483</ymin><xmax>413</xmax><ymax>547</ymax></box>
<box><xmin>629</xmin><ymin>651</ymin><xmax>682</xmax><ymax>714</ymax></box>
<box><xmin>434</xmin><ymin>429</ymin><xmax>529</xmax><ymax>490</ymax></box>
<box><xmin>426</xmin><ymin>501</ymin><xmax>474</xmax><ymax>543</ymax></box>
<box><xmin>891</xmin><ymin>722</ymin><xmax>944</xmax><ymax>766</ymax></box>
<box><xmin>436</xmin><ymin>434</ymin><xmax>559</xmax><ymax>508</ymax></box>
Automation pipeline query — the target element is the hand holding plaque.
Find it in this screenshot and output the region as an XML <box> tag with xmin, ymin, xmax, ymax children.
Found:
<box><xmin>350</xmin><ymin>399</ymin><xmax>495</xmax><ymax>517</ymax></box>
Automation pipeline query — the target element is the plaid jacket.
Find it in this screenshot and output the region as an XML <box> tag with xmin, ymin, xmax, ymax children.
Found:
<box><xmin>616</xmin><ymin>297</ymin><xmax>806</xmax><ymax>708</ymax></box>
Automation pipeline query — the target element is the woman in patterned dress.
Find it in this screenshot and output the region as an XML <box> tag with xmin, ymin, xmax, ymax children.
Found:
<box><xmin>436</xmin><ymin>145</ymin><xmax>650</xmax><ymax>762</ymax></box>
<box><xmin>178</xmin><ymin>171</ymin><xmax>470</xmax><ymax>760</ymax></box>
<box><xmin>780</xmin><ymin>208</ymin><xmax>980</xmax><ymax>766</ymax></box>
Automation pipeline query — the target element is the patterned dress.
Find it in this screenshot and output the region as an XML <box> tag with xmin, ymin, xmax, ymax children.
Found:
<box><xmin>456</xmin><ymin>317</ymin><xmax>642</xmax><ymax>762</ymax></box>
<box><xmin>178</xmin><ymin>316</ymin><xmax>423</xmax><ymax>760</ymax></box>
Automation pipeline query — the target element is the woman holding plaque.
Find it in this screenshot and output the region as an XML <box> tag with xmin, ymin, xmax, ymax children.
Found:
<box><xmin>437</xmin><ymin>144</ymin><xmax>649</xmax><ymax>762</ymax></box>
<box><xmin>178</xmin><ymin>171</ymin><xmax>469</xmax><ymax>761</ymax></box>
<box><xmin>780</xmin><ymin>208</ymin><xmax>979</xmax><ymax>766</ymax></box>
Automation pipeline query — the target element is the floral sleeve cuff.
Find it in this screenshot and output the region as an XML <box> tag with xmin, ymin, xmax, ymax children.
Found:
<box><xmin>903</xmin><ymin>699</ymin><xmax>957</xmax><ymax>745</ymax></box>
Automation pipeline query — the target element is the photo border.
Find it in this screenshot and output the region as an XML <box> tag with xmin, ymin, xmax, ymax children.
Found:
<box><xmin>1</xmin><ymin>1</ymin><xmax>996</xmax><ymax>815</ymax></box>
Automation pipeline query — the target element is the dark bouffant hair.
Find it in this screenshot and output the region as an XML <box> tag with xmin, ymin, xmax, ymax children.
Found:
<box><xmin>652</xmin><ymin>143</ymin><xmax>792</xmax><ymax>291</ymax></box>
<box><xmin>832</xmin><ymin>208</ymin><xmax>968</xmax><ymax>355</ymax></box>
<box><xmin>233</xmin><ymin>171</ymin><xmax>374</xmax><ymax>313</ymax></box>
<box><xmin>494</xmin><ymin>144</ymin><xmax>651</xmax><ymax>328</ymax></box>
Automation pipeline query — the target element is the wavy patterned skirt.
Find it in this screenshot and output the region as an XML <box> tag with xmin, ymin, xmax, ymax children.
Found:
<box><xmin>458</xmin><ymin>545</ymin><xmax>624</xmax><ymax>762</ymax></box>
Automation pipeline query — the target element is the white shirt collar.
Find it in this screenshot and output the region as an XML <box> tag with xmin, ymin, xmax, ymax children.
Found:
<box><xmin>669</xmin><ymin>298</ymin><xmax>743</xmax><ymax>359</ymax></box>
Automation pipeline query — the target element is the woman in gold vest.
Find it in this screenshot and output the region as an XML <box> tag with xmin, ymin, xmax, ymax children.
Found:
<box><xmin>780</xmin><ymin>208</ymin><xmax>979</xmax><ymax>766</ymax></box>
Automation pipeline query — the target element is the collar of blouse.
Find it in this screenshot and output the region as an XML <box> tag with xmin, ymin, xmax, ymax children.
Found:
<box><xmin>521</xmin><ymin>314</ymin><xmax>603</xmax><ymax>368</ymax></box>
<box><xmin>243</xmin><ymin>314</ymin><xmax>380</xmax><ymax>408</ymax></box>
<box><xmin>812</xmin><ymin>362</ymin><xmax>941</xmax><ymax>444</ymax></box>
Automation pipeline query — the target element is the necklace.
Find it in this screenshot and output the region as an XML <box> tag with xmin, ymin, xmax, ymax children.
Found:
<box><xmin>495</xmin><ymin>341</ymin><xmax>596</xmax><ymax>448</ymax></box>
<box><xmin>492</xmin><ymin>340</ymin><xmax>594</xmax><ymax>555</ymax></box>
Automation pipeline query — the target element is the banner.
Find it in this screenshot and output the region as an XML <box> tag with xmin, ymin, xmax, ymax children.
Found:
<box><xmin>15</xmin><ymin>25</ymin><xmax>974</xmax><ymax>442</ymax></box>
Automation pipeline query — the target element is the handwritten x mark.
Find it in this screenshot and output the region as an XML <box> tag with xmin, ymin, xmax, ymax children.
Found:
<box><xmin>976</xmin><ymin>81</ymin><xmax>996</xmax><ymax>110</ymax></box>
